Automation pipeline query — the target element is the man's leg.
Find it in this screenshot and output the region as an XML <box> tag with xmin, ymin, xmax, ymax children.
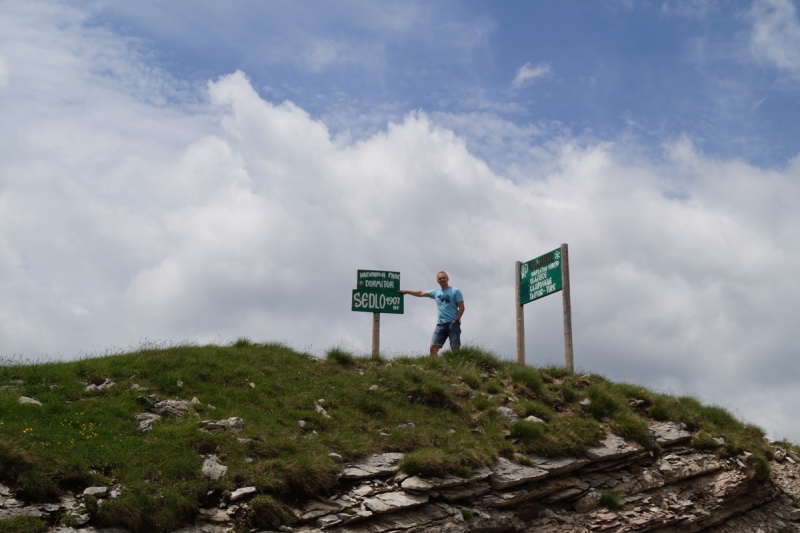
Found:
<box><xmin>430</xmin><ymin>324</ymin><xmax>447</xmax><ymax>356</ymax></box>
<box><xmin>449</xmin><ymin>322</ymin><xmax>461</xmax><ymax>354</ymax></box>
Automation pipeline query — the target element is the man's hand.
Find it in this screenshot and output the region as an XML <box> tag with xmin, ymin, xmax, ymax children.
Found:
<box><xmin>454</xmin><ymin>301</ymin><xmax>465</xmax><ymax>322</ymax></box>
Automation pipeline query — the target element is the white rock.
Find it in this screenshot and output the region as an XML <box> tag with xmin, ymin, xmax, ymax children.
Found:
<box><xmin>497</xmin><ymin>406</ymin><xmax>518</xmax><ymax>422</ymax></box>
<box><xmin>489</xmin><ymin>457</ymin><xmax>548</xmax><ymax>489</ymax></box>
<box><xmin>229</xmin><ymin>486</ymin><xmax>256</xmax><ymax>501</ymax></box>
<box><xmin>340</xmin><ymin>453</ymin><xmax>404</xmax><ymax>480</ymax></box>
<box><xmin>202</xmin><ymin>457</ymin><xmax>227</xmax><ymax>480</ymax></box>
<box><xmin>225</xmin><ymin>417</ymin><xmax>244</xmax><ymax>430</ymax></box>
<box><xmin>18</xmin><ymin>396</ymin><xmax>43</xmax><ymax>407</ymax></box>
<box><xmin>152</xmin><ymin>399</ymin><xmax>192</xmax><ymax>417</ymax></box>
<box><xmin>135</xmin><ymin>412</ymin><xmax>161</xmax><ymax>432</ymax></box>
<box><xmin>317</xmin><ymin>515</ymin><xmax>342</xmax><ymax>527</ymax></box>
<box><xmin>362</xmin><ymin>491</ymin><xmax>428</xmax><ymax>514</ymax></box>
<box><xmin>83</xmin><ymin>486</ymin><xmax>109</xmax><ymax>497</ymax></box>
<box><xmin>585</xmin><ymin>433</ymin><xmax>642</xmax><ymax>461</ymax></box>
<box><xmin>524</xmin><ymin>415</ymin><xmax>547</xmax><ymax>424</ymax></box>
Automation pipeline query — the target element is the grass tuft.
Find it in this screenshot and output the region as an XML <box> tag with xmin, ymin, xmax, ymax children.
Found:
<box><xmin>610</xmin><ymin>411</ymin><xmax>651</xmax><ymax>447</ymax></box>
<box><xmin>509</xmin><ymin>364</ymin><xmax>544</xmax><ymax>395</ymax></box>
<box><xmin>231</xmin><ymin>337</ymin><xmax>253</xmax><ymax>348</ymax></box>
<box><xmin>248</xmin><ymin>494</ymin><xmax>296</xmax><ymax>529</ymax></box>
<box><xmin>325</xmin><ymin>346</ymin><xmax>357</xmax><ymax>366</ymax></box>
<box><xmin>400</xmin><ymin>447</ymin><xmax>474</xmax><ymax>478</ymax></box>
<box><xmin>0</xmin><ymin>516</ymin><xmax>48</xmax><ymax>533</ymax></box>
<box><xmin>443</xmin><ymin>345</ymin><xmax>503</xmax><ymax>371</ymax></box>
<box><xmin>599</xmin><ymin>491</ymin><xmax>623</xmax><ymax>510</ymax></box>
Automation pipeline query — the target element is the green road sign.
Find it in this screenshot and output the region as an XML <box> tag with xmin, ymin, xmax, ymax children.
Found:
<box><xmin>357</xmin><ymin>270</ymin><xmax>401</xmax><ymax>291</ymax></box>
<box><xmin>520</xmin><ymin>248</ymin><xmax>563</xmax><ymax>305</ymax></box>
<box><xmin>352</xmin><ymin>289</ymin><xmax>404</xmax><ymax>314</ymax></box>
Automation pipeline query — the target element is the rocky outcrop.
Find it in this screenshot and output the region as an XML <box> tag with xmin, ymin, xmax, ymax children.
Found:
<box><xmin>2</xmin><ymin>424</ymin><xmax>799</xmax><ymax>533</ymax></box>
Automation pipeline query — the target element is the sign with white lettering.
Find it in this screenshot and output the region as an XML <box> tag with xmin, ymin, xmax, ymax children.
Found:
<box><xmin>357</xmin><ymin>270</ymin><xmax>401</xmax><ymax>291</ymax></box>
<box><xmin>519</xmin><ymin>248</ymin><xmax>562</xmax><ymax>305</ymax></box>
<box><xmin>352</xmin><ymin>289</ymin><xmax>404</xmax><ymax>314</ymax></box>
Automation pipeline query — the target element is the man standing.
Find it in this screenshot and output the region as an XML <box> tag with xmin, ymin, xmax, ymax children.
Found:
<box><xmin>399</xmin><ymin>271</ymin><xmax>465</xmax><ymax>356</ymax></box>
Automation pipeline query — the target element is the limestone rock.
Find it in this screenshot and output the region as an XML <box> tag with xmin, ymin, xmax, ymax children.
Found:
<box><xmin>340</xmin><ymin>453</ymin><xmax>404</xmax><ymax>480</ymax></box>
<box><xmin>201</xmin><ymin>456</ymin><xmax>227</xmax><ymax>480</ymax></box>
<box><xmin>524</xmin><ymin>415</ymin><xmax>547</xmax><ymax>424</ymax></box>
<box><xmin>489</xmin><ymin>457</ymin><xmax>548</xmax><ymax>490</ymax></box>
<box><xmin>152</xmin><ymin>399</ymin><xmax>192</xmax><ymax>417</ymax></box>
<box><xmin>85</xmin><ymin>379</ymin><xmax>115</xmax><ymax>392</ymax></box>
<box><xmin>463</xmin><ymin>511</ymin><xmax>525</xmax><ymax>533</ymax></box>
<box><xmin>199</xmin><ymin>417</ymin><xmax>244</xmax><ymax>432</ymax></box>
<box><xmin>301</xmin><ymin>500</ymin><xmax>344</xmax><ymax>521</ymax></box>
<box><xmin>197</xmin><ymin>508</ymin><xmax>231</xmax><ymax>523</ymax></box>
<box><xmin>82</xmin><ymin>486</ymin><xmax>109</xmax><ymax>497</ymax></box>
<box><xmin>134</xmin><ymin>412</ymin><xmax>161</xmax><ymax>432</ymax></box>
<box><xmin>229</xmin><ymin>486</ymin><xmax>256</xmax><ymax>501</ymax></box>
<box><xmin>528</xmin><ymin>455</ymin><xmax>591</xmax><ymax>476</ymax></box>
<box><xmin>437</xmin><ymin>481</ymin><xmax>492</xmax><ymax>501</ymax></box>
<box><xmin>585</xmin><ymin>433</ymin><xmax>642</xmax><ymax>461</ymax></box>
<box><xmin>573</xmin><ymin>489</ymin><xmax>602</xmax><ymax>513</ymax></box>
<box><xmin>650</xmin><ymin>421</ymin><xmax>692</xmax><ymax>446</ymax></box>
<box><xmin>315</xmin><ymin>403</ymin><xmax>331</xmax><ymax>418</ymax></box>
<box><xmin>497</xmin><ymin>406</ymin><xmax>518</xmax><ymax>423</ymax></box>
<box><xmin>18</xmin><ymin>396</ymin><xmax>42</xmax><ymax>406</ymax></box>
<box><xmin>362</xmin><ymin>491</ymin><xmax>428</xmax><ymax>514</ymax></box>
<box><xmin>402</xmin><ymin>466</ymin><xmax>492</xmax><ymax>493</ymax></box>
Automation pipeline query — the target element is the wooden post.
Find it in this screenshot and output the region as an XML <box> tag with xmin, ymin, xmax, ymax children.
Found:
<box><xmin>372</xmin><ymin>312</ymin><xmax>380</xmax><ymax>357</ymax></box>
<box><xmin>561</xmin><ymin>243</ymin><xmax>574</xmax><ymax>372</ymax></box>
<box><xmin>515</xmin><ymin>261</ymin><xmax>525</xmax><ymax>365</ymax></box>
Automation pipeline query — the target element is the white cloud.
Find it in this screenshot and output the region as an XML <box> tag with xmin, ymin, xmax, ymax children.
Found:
<box><xmin>2</xmin><ymin>1</ymin><xmax>800</xmax><ymax>443</ymax></box>
<box><xmin>749</xmin><ymin>0</ymin><xmax>800</xmax><ymax>73</ymax></box>
<box><xmin>511</xmin><ymin>61</ymin><xmax>552</xmax><ymax>88</ymax></box>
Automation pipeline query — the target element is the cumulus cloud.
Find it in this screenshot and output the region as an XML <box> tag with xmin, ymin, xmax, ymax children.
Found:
<box><xmin>511</xmin><ymin>61</ymin><xmax>552</xmax><ymax>88</ymax></box>
<box><xmin>749</xmin><ymin>0</ymin><xmax>800</xmax><ymax>73</ymax></box>
<box><xmin>2</xmin><ymin>1</ymin><xmax>800</xmax><ymax>442</ymax></box>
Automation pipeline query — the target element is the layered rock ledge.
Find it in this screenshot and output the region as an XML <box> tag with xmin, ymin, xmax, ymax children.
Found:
<box><xmin>2</xmin><ymin>422</ymin><xmax>799</xmax><ymax>533</ymax></box>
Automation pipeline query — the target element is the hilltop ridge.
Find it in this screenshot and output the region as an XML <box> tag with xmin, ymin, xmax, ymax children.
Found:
<box><xmin>0</xmin><ymin>341</ymin><xmax>798</xmax><ymax>532</ymax></box>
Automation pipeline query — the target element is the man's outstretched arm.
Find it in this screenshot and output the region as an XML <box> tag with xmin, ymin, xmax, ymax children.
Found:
<box><xmin>399</xmin><ymin>289</ymin><xmax>429</xmax><ymax>298</ymax></box>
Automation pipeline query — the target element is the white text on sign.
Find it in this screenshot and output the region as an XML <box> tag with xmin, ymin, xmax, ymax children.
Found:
<box><xmin>353</xmin><ymin>292</ymin><xmax>402</xmax><ymax>312</ymax></box>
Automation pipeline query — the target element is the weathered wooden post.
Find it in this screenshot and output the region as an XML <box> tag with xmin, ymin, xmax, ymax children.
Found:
<box><xmin>515</xmin><ymin>260</ymin><xmax>525</xmax><ymax>364</ymax></box>
<box><xmin>372</xmin><ymin>312</ymin><xmax>380</xmax><ymax>357</ymax></box>
<box><xmin>561</xmin><ymin>243</ymin><xmax>573</xmax><ymax>372</ymax></box>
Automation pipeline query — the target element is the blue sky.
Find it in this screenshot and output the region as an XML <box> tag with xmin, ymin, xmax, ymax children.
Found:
<box><xmin>1</xmin><ymin>0</ymin><xmax>800</xmax><ymax>441</ymax></box>
<box><xmin>92</xmin><ymin>0</ymin><xmax>800</xmax><ymax>166</ymax></box>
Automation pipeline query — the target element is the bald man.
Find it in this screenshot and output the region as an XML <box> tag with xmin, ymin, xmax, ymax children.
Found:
<box><xmin>399</xmin><ymin>271</ymin><xmax>465</xmax><ymax>355</ymax></box>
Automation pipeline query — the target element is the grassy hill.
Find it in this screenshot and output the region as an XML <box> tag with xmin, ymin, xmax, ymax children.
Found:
<box><xmin>0</xmin><ymin>341</ymin><xmax>789</xmax><ymax>532</ymax></box>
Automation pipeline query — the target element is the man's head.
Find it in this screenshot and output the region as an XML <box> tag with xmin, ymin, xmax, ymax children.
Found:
<box><xmin>436</xmin><ymin>271</ymin><xmax>449</xmax><ymax>289</ymax></box>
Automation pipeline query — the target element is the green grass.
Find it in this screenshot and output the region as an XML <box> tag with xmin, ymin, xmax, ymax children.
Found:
<box><xmin>599</xmin><ymin>491</ymin><xmax>623</xmax><ymax>510</ymax></box>
<box><xmin>0</xmin><ymin>342</ymin><xmax>781</xmax><ymax>531</ymax></box>
<box><xmin>0</xmin><ymin>516</ymin><xmax>48</xmax><ymax>533</ymax></box>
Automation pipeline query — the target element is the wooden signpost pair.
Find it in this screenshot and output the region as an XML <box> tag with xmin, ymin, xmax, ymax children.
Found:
<box><xmin>352</xmin><ymin>243</ymin><xmax>573</xmax><ymax>370</ymax></box>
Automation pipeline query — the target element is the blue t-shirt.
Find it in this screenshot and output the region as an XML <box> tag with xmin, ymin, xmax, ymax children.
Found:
<box><xmin>427</xmin><ymin>287</ymin><xmax>464</xmax><ymax>324</ymax></box>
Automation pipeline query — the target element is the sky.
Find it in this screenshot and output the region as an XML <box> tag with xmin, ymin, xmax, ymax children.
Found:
<box><xmin>1</xmin><ymin>0</ymin><xmax>799</xmax><ymax>440</ymax></box>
